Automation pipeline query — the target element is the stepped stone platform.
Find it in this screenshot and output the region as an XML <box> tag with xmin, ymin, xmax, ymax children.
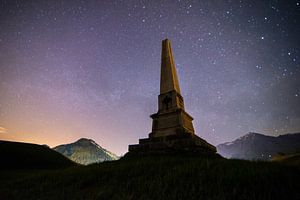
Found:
<box><xmin>129</xmin><ymin>133</ymin><xmax>216</xmax><ymax>154</ymax></box>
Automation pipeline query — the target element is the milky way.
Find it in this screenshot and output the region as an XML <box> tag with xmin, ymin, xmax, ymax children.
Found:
<box><xmin>0</xmin><ymin>0</ymin><xmax>299</xmax><ymax>155</ymax></box>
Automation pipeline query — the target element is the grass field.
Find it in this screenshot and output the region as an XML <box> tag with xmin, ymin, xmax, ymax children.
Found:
<box><xmin>0</xmin><ymin>154</ymin><xmax>299</xmax><ymax>200</ymax></box>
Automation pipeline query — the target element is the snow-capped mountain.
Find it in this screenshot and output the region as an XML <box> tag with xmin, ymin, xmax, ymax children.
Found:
<box><xmin>217</xmin><ymin>132</ymin><xmax>300</xmax><ymax>160</ymax></box>
<box><xmin>53</xmin><ymin>138</ymin><xmax>119</xmax><ymax>165</ymax></box>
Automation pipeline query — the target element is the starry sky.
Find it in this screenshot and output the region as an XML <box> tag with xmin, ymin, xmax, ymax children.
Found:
<box><xmin>0</xmin><ymin>0</ymin><xmax>299</xmax><ymax>155</ymax></box>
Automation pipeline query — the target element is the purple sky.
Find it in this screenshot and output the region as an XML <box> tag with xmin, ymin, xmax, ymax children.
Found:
<box><xmin>0</xmin><ymin>0</ymin><xmax>299</xmax><ymax>155</ymax></box>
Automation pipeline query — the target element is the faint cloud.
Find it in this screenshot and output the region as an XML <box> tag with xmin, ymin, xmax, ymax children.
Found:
<box><xmin>0</xmin><ymin>126</ymin><xmax>7</xmax><ymax>133</ymax></box>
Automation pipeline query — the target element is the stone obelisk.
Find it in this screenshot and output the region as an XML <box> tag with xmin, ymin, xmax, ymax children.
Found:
<box><xmin>149</xmin><ymin>39</ymin><xmax>195</xmax><ymax>138</ymax></box>
<box><xmin>128</xmin><ymin>39</ymin><xmax>216</xmax><ymax>154</ymax></box>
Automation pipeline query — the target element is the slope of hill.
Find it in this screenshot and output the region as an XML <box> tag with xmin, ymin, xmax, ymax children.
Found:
<box><xmin>0</xmin><ymin>140</ymin><xmax>74</xmax><ymax>169</ymax></box>
<box><xmin>217</xmin><ymin>132</ymin><xmax>300</xmax><ymax>160</ymax></box>
<box><xmin>0</xmin><ymin>154</ymin><xmax>299</xmax><ymax>200</ymax></box>
<box><xmin>272</xmin><ymin>153</ymin><xmax>300</xmax><ymax>168</ymax></box>
<box><xmin>53</xmin><ymin>138</ymin><xmax>119</xmax><ymax>165</ymax></box>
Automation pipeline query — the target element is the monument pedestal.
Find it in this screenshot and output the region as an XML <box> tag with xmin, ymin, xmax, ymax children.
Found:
<box><xmin>129</xmin><ymin>133</ymin><xmax>216</xmax><ymax>154</ymax></box>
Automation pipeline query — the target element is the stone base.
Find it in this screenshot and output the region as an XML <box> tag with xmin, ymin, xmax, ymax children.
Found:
<box><xmin>128</xmin><ymin>133</ymin><xmax>216</xmax><ymax>154</ymax></box>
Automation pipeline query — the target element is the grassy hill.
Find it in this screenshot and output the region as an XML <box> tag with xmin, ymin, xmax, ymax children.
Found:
<box><xmin>0</xmin><ymin>153</ymin><xmax>299</xmax><ymax>200</ymax></box>
<box><xmin>0</xmin><ymin>140</ymin><xmax>75</xmax><ymax>169</ymax></box>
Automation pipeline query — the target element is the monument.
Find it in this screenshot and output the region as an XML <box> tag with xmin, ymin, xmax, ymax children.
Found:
<box><xmin>128</xmin><ymin>39</ymin><xmax>216</xmax><ymax>154</ymax></box>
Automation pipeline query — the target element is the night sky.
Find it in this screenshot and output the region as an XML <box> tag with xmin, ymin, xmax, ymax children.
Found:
<box><xmin>0</xmin><ymin>0</ymin><xmax>299</xmax><ymax>155</ymax></box>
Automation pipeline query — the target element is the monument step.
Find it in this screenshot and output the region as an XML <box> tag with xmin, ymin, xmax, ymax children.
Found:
<box><xmin>129</xmin><ymin>134</ymin><xmax>216</xmax><ymax>153</ymax></box>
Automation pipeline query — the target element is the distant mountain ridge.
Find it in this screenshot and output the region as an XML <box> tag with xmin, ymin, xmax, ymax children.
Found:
<box><xmin>217</xmin><ymin>132</ymin><xmax>300</xmax><ymax>160</ymax></box>
<box><xmin>53</xmin><ymin>138</ymin><xmax>119</xmax><ymax>165</ymax></box>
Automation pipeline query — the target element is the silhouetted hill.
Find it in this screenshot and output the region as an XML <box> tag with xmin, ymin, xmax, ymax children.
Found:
<box><xmin>0</xmin><ymin>140</ymin><xmax>74</xmax><ymax>169</ymax></box>
<box><xmin>217</xmin><ymin>132</ymin><xmax>300</xmax><ymax>160</ymax></box>
<box><xmin>0</xmin><ymin>154</ymin><xmax>299</xmax><ymax>200</ymax></box>
<box><xmin>53</xmin><ymin>138</ymin><xmax>119</xmax><ymax>165</ymax></box>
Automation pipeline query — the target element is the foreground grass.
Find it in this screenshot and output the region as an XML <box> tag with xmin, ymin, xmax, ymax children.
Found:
<box><xmin>0</xmin><ymin>155</ymin><xmax>299</xmax><ymax>200</ymax></box>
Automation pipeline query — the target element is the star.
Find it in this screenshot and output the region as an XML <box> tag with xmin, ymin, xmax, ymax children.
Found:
<box><xmin>0</xmin><ymin>0</ymin><xmax>299</xmax><ymax>155</ymax></box>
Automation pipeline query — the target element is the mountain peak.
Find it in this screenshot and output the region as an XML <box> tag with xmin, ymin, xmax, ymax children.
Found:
<box><xmin>246</xmin><ymin>132</ymin><xmax>260</xmax><ymax>136</ymax></box>
<box><xmin>76</xmin><ymin>138</ymin><xmax>96</xmax><ymax>144</ymax></box>
<box><xmin>238</xmin><ymin>132</ymin><xmax>262</xmax><ymax>140</ymax></box>
<box><xmin>53</xmin><ymin>138</ymin><xmax>119</xmax><ymax>165</ymax></box>
<box><xmin>74</xmin><ymin>138</ymin><xmax>103</xmax><ymax>149</ymax></box>
<box><xmin>77</xmin><ymin>138</ymin><xmax>93</xmax><ymax>142</ymax></box>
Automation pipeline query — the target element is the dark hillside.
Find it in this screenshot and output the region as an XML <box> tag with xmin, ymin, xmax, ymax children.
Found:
<box><xmin>0</xmin><ymin>140</ymin><xmax>75</xmax><ymax>169</ymax></box>
<box><xmin>0</xmin><ymin>154</ymin><xmax>299</xmax><ymax>200</ymax></box>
